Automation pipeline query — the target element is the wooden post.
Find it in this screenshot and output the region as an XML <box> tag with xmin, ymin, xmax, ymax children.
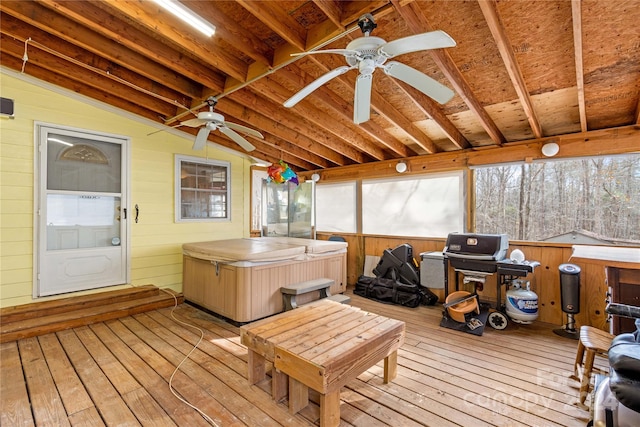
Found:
<box><xmin>383</xmin><ymin>350</ymin><xmax>398</xmax><ymax>383</ymax></box>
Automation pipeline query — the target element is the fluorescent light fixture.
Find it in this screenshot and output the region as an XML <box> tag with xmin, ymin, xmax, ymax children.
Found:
<box><xmin>47</xmin><ymin>137</ymin><xmax>73</xmax><ymax>146</ymax></box>
<box><xmin>153</xmin><ymin>0</ymin><xmax>216</xmax><ymax>37</ymax></box>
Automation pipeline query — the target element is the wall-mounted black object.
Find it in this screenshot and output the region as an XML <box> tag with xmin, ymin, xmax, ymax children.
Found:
<box><xmin>1</xmin><ymin>97</ymin><xmax>14</xmax><ymax>117</ymax></box>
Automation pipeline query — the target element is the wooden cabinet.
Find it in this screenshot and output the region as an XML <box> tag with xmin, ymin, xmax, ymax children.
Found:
<box><xmin>608</xmin><ymin>267</ymin><xmax>640</xmax><ymax>334</ymax></box>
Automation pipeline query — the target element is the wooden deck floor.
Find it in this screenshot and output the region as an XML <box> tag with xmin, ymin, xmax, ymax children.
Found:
<box><xmin>1</xmin><ymin>290</ymin><xmax>600</xmax><ymax>426</ymax></box>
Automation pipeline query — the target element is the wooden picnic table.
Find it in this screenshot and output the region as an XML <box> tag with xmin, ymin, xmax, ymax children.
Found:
<box><xmin>240</xmin><ymin>298</ymin><xmax>405</xmax><ymax>427</ymax></box>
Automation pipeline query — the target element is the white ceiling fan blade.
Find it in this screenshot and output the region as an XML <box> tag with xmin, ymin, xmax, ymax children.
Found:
<box><xmin>181</xmin><ymin>118</ymin><xmax>207</xmax><ymax>127</ymax></box>
<box><xmin>353</xmin><ymin>73</ymin><xmax>373</xmax><ymax>124</ymax></box>
<box><xmin>225</xmin><ymin>122</ymin><xmax>264</xmax><ymax>139</ymax></box>
<box><xmin>193</xmin><ymin>127</ymin><xmax>211</xmax><ymax>150</ymax></box>
<box><xmin>383</xmin><ymin>61</ymin><xmax>455</xmax><ymax>104</ymax></box>
<box><xmin>290</xmin><ymin>49</ymin><xmax>358</xmax><ymax>58</ymax></box>
<box><xmin>284</xmin><ymin>65</ymin><xmax>355</xmax><ymax>108</ymax></box>
<box><xmin>219</xmin><ymin>126</ymin><xmax>256</xmax><ymax>152</ymax></box>
<box><xmin>379</xmin><ymin>30</ymin><xmax>456</xmax><ymax>58</ymax></box>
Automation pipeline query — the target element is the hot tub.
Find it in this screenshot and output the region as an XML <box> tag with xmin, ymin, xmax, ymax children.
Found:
<box><xmin>182</xmin><ymin>237</ymin><xmax>347</xmax><ymax>323</ymax></box>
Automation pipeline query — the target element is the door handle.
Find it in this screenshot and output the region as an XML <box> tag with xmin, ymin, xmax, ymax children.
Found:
<box><xmin>135</xmin><ymin>204</ymin><xmax>139</xmax><ymax>223</ymax></box>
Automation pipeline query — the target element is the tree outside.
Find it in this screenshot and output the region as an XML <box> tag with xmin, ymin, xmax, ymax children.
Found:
<box><xmin>475</xmin><ymin>155</ymin><xmax>640</xmax><ymax>244</ymax></box>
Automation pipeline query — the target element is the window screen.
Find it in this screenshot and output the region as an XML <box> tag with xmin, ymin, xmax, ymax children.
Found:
<box><xmin>362</xmin><ymin>172</ymin><xmax>465</xmax><ymax>237</ymax></box>
<box><xmin>316</xmin><ymin>182</ymin><xmax>357</xmax><ymax>233</ymax></box>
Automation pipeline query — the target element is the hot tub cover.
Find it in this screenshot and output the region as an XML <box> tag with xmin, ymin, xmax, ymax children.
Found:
<box><xmin>183</xmin><ymin>238</ymin><xmax>305</xmax><ymax>262</ymax></box>
<box><xmin>254</xmin><ymin>237</ymin><xmax>347</xmax><ymax>254</ymax></box>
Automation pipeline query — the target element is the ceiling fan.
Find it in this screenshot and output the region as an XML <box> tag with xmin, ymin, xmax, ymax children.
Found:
<box><xmin>179</xmin><ymin>97</ymin><xmax>262</xmax><ymax>152</ymax></box>
<box><xmin>284</xmin><ymin>13</ymin><xmax>457</xmax><ymax>124</ymax></box>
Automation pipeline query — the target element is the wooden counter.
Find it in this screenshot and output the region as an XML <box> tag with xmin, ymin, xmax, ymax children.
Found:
<box><xmin>571</xmin><ymin>245</ymin><xmax>640</xmax><ymax>334</ymax></box>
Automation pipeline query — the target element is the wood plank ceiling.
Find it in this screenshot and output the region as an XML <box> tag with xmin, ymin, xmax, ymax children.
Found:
<box><xmin>1</xmin><ymin>0</ymin><xmax>639</xmax><ymax>171</ymax></box>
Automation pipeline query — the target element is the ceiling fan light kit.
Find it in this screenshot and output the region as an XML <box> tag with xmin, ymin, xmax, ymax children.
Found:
<box><xmin>284</xmin><ymin>13</ymin><xmax>457</xmax><ymax>125</ymax></box>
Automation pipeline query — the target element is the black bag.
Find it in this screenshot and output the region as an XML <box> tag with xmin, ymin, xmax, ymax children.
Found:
<box><xmin>354</xmin><ymin>275</ymin><xmax>437</xmax><ymax>308</ymax></box>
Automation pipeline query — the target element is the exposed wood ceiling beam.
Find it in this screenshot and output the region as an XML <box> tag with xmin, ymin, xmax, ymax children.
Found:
<box><xmin>226</xmin><ymin>88</ymin><xmax>357</xmax><ymax>165</ymax></box>
<box><xmin>1</xmin><ymin>19</ymin><xmax>187</xmax><ymax>115</ymax></box>
<box><xmin>311</xmin><ymin>1</ymin><xmax>343</xmax><ymax>29</ymax></box>
<box><xmin>369</xmin><ymin>93</ymin><xmax>440</xmax><ymax>154</ymax></box>
<box><xmin>205</xmin><ymin>131</ymin><xmax>312</xmax><ymax>170</ymax></box>
<box><xmin>0</xmin><ymin>33</ymin><xmax>175</xmax><ymax>117</ymax></box>
<box><xmin>100</xmin><ymin>0</ymin><xmax>248</xmax><ymax>83</ymax></box>
<box><xmin>571</xmin><ymin>0</ymin><xmax>588</xmax><ymax>132</ymax></box>
<box><xmin>214</xmin><ymin>97</ymin><xmax>338</xmax><ymax>169</ymax></box>
<box><xmin>250</xmin><ymin>76</ymin><xmax>389</xmax><ymax>161</ymax></box>
<box><xmin>30</xmin><ymin>0</ymin><xmax>224</xmax><ymax>93</ymax></box>
<box><xmin>3</xmin><ymin>1</ymin><xmax>201</xmax><ymax>101</ymax></box>
<box><xmin>478</xmin><ymin>0</ymin><xmax>543</xmax><ymax>139</ymax></box>
<box><xmin>184</xmin><ymin>2</ymin><xmax>273</xmax><ymax>67</ymax></box>
<box><xmin>259</xmin><ymin>134</ymin><xmax>334</xmax><ymax>170</ymax></box>
<box><xmin>309</xmin><ymin>125</ymin><xmax>640</xmax><ymax>181</ymax></box>
<box><xmin>386</xmin><ymin>81</ymin><xmax>471</xmax><ymax>151</ymax></box>
<box><xmin>253</xmin><ymin>144</ymin><xmax>316</xmax><ymax>171</ymax></box>
<box><xmin>0</xmin><ymin>54</ymin><xmax>162</xmax><ymax>122</ymax></box>
<box><xmin>168</xmin><ymin>116</ymin><xmax>313</xmax><ymax>170</ymax></box>
<box><xmin>234</xmin><ymin>0</ymin><xmax>307</xmax><ymax>51</ymax></box>
<box><xmin>391</xmin><ymin>0</ymin><xmax>507</xmax><ymax>146</ymax></box>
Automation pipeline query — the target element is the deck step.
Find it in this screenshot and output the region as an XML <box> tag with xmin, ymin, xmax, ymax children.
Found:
<box><xmin>0</xmin><ymin>285</ymin><xmax>182</xmax><ymax>343</ymax></box>
<box><xmin>281</xmin><ymin>278</ymin><xmax>335</xmax><ymax>311</ymax></box>
<box><xmin>326</xmin><ymin>294</ymin><xmax>351</xmax><ymax>305</ymax></box>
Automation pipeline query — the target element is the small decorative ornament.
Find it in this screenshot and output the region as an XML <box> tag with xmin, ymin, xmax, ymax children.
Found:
<box><xmin>267</xmin><ymin>160</ymin><xmax>298</xmax><ymax>185</ymax></box>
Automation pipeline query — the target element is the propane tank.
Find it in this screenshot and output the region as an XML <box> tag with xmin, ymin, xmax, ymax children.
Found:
<box><xmin>505</xmin><ymin>280</ymin><xmax>539</xmax><ymax>324</ymax></box>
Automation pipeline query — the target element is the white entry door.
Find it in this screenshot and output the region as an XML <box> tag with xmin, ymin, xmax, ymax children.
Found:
<box><xmin>36</xmin><ymin>124</ymin><xmax>129</xmax><ymax>297</ymax></box>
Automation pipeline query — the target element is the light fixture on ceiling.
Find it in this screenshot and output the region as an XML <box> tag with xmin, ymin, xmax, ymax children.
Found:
<box><xmin>153</xmin><ymin>0</ymin><xmax>216</xmax><ymax>37</ymax></box>
<box><xmin>311</xmin><ymin>173</ymin><xmax>321</xmax><ymax>182</ymax></box>
<box><xmin>395</xmin><ymin>161</ymin><xmax>407</xmax><ymax>173</ymax></box>
<box><xmin>541</xmin><ymin>142</ymin><xmax>560</xmax><ymax>157</ymax></box>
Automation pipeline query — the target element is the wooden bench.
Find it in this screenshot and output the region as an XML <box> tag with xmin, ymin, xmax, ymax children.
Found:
<box><xmin>281</xmin><ymin>278</ymin><xmax>334</xmax><ymax>311</ymax></box>
<box><xmin>240</xmin><ymin>299</ymin><xmax>405</xmax><ymax>427</ymax></box>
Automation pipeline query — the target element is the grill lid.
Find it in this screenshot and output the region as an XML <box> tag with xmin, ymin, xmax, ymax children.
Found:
<box><xmin>444</xmin><ymin>233</ymin><xmax>509</xmax><ymax>261</ymax></box>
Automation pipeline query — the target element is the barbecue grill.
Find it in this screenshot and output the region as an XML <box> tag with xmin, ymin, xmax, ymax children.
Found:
<box><xmin>443</xmin><ymin>233</ymin><xmax>539</xmax><ymax>329</ymax></box>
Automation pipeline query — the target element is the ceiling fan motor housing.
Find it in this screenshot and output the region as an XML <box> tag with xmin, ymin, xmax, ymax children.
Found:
<box><xmin>198</xmin><ymin>111</ymin><xmax>225</xmax><ymax>122</ymax></box>
<box><xmin>345</xmin><ymin>37</ymin><xmax>388</xmax><ymax>71</ymax></box>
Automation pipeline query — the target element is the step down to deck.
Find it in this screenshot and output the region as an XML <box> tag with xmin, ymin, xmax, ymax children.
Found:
<box><xmin>326</xmin><ymin>294</ymin><xmax>351</xmax><ymax>305</ymax></box>
<box><xmin>0</xmin><ymin>285</ymin><xmax>183</xmax><ymax>343</ymax></box>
